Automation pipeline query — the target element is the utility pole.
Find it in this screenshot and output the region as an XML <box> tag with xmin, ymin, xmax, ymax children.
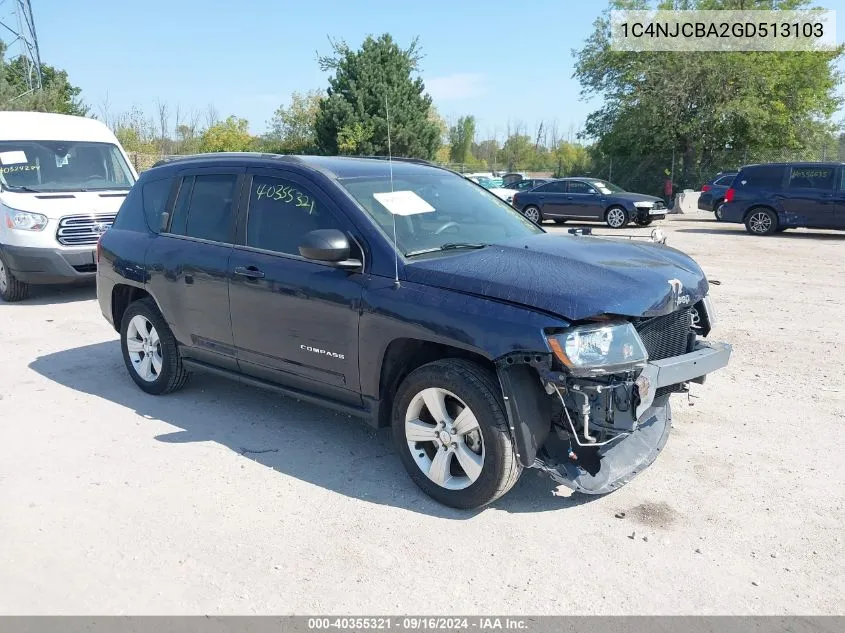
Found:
<box><xmin>0</xmin><ymin>0</ymin><xmax>44</xmax><ymax>99</ymax></box>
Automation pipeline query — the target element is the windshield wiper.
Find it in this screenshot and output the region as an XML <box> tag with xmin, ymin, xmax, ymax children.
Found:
<box><xmin>3</xmin><ymin>185</ymin><xmax>41</xmax><ymax>193</ymax></box>
<box><xmin>406</xmin><ymin>242</ymin><xmax>488</xmax><ymax>257</ymax></box>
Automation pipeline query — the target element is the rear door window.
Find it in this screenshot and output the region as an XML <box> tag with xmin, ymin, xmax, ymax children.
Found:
<box><xmin>739</xmin><ymin>166</ymin><xmax>785</xmax><ymax>189</ymax></box>
<box><xmin>168</xmin><ymin>174</ymin><xmax>239</xmax><ymax>243</ymax></box>
<box><xmin>715</xmin><ymin>174</ymin><xmax>736</xmax><ymax>186</ymax></box>
<box><xmin>787</xmin><ymin>166</ymin><xmax>835</xmax><ymax>190</ymax></box>
<box><xmin>535</xmin><ymin>181</ymin><xmax>567</xmax><ymax>193</ymax></box>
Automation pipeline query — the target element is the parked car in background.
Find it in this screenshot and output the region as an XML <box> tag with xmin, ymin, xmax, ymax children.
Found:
<box><xmin>0</xmin><ymin>112</ymin><xmax>138</xmax><ymax>302</ymax></box>
<box><xmin>501</xmin><ymin>172</ymin><xmax>526</xmax><ymax>187</ymax></box>
<box><xmin>510</xmin><ymin>178</ymin><xmax>553</xmax><ymax>193</ymax></box>
<box><xmin>697</xmin><ymin>171</ymin><xmax>738</xmax><ymax>220</ymax></box>
<box><xmin>512</xmin><ymin>177</ymin><xmax>667</xmax><ymax>227</ymax></box>
<box><xmin>719</xmin><ymin>162</ymin><xmax>845</xmax><ymax>235</ymax></box>
<box><xmin>466</xmin><ymin>174</ymin><xmax>518</xmax><ymax>202</ymax></box>
<box><xmin>97</xmin><ymin>153</ymin><xmax>730</xmax><ymax>509</ymax></box>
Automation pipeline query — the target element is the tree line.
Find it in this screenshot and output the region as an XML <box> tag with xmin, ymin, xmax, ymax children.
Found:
<box><xmin>2</xmin><ymin>0</ymin><xmax>843</xmax><ymax>196</ymax></box>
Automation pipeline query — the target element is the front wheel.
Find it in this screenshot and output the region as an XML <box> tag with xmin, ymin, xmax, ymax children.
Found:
<box><xmin>0</xmin><ymin>253</ymin><xmax>30</xmax><ymax>303</ymax></box>
<box><xmin>522</xmin><ymin>205</ymin><xmax>542</xmax><ymax>224</ymax></box>
<box><xmin>745</xmin><ymin>208</ymin><xmax>778</xmax><ymax>235</ymax></box>
<box><xmin>605</xmin><ymin>206</ymin><xmax>629</xmax><ymax>228</ymax></box>
<box><xmin>392</xmin><ymin>359</ymin><xmax>522</xmax><ymax>509</ymax></box>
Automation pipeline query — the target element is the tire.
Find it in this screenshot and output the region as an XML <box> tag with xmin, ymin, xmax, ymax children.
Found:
<box><xmin>553</xmin><ymin>219</ymin><xmax>567</xmax><ymax>224</ymax></box>
<box><xmin>714</xmin><ymin>201</ymin><xmax>724</xmax><ymax>221</ymax></box>
<box><xmin>635</xmin><ymin>216</ymin><xmax>653</xmax><ymax>227</ymax></box>
<box><xmin>0</xmin><ymin>252</ymin><xmax>29</xmax><ymax>303</ymax></box>
<box><xmin>392</xmin><ymin>359</ymin><xmax>522</xmax><ymax>509</ymax></box>
<box><xmin>522</xmin><ymin>205</ymin><xmax>542</xmax><ymax>224</ymax></box>
<box><xmin>744</xmin><ymin>207</ymin><xmax>778</xmax><ymax>235</ymax></box>
<box><xmin>120</xmin><ymin>297</ymin><xmax>190</xmax><ymax>395</ymax></box>
<box><xmin>605</xmin><ymin>206</ymin><xmax>629</xmax><ymax>228</ymax></box>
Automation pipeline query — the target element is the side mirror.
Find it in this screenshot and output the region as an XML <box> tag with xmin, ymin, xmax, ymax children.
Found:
<box><xmin>298</xmin><ymin>229</ymin><xmax>361</xmax><ymax>270</ymax></box>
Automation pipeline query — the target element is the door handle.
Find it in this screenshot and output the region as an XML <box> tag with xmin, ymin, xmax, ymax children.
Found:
<box><xmin>234</xmin><ymin>265</ymin><xmax>265</xmax><ymax>280</ymax></box>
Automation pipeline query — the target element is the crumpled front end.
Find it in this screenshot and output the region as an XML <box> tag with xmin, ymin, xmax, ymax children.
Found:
<box><xmin>497</xmin><ymin>296</ymin><xmax>731</xmax><ymax>495</ymax></box>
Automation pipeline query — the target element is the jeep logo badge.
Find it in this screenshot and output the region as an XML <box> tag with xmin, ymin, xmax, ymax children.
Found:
<box><xmin>668</xmin><ymin>278</ymin><xmax>690</xmax><ymax>307</ymax></box>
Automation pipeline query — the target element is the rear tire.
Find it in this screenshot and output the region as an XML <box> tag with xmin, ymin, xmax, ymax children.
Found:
<box><xmin>120</xmin><ymin>297</ymin><xmax>190</xmax><ymax>395</ymax></box>
<box><xmin>0</xmin><ymin>252</ymin><xmax>29</xmax><ymax>303</ymax></box>
<box><xmin>744</xmin><ymin>208</ymin><xmax>778</xmax><ymax>235</ymax></box>
<box><xmin>392</xmin><ymin>359</ymin><xmax>522</xmax><ymax>509</ymax></box>
<box><xmin>522</xmin><ymin>205</ymin><xmax>542</xmax><ymax>224</ymax></box>
<box><xmin>605</xmin><ymin>206</ymin><xmax>629</xmax><ymax>228</ymax></box>
<box><xmin>714</xmin><ymin>201</ymin><xmax>725</xmax><ymax>221</ymax></box>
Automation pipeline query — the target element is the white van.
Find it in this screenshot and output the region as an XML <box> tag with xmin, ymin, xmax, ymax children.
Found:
<box><xmin>0</xmin><ymin>112</ymin><xmax>138</xmax><ymax>302</ymax></box>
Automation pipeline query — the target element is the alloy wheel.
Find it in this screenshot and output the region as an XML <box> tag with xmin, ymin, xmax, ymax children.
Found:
<box><xmin>524</xmin><ymin>207</ymin><xmax>540</xmax><ymax>223</ymax></box>
<box><xmin>125</xmin><ymin>314</ymin><xmax>163</xmax><ymax>383</ymax></box>
<box><xmin>607</xmin><ymin>208</ymin><xmax>626</xmax><ymax>227</ymax></box>
<box><xmin>405</xmin><ymin>387</ymin><xmax>485</xmax><ymax>490</ymax></box>
<box><xmin>0</xmin><ymin>261</ymin><xmax>7</xmax><ymax>294</ymax></box>
<box><xmin>748</xmin><ymin>212</ymin><xmax>772</xmax><ymax>234</ymax></box>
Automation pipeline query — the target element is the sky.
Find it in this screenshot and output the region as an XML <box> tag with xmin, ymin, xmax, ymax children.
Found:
<box><xmin>20</xmin><ymin>0</ymin><xmax>845</xmax><ymax>139</ymax></box>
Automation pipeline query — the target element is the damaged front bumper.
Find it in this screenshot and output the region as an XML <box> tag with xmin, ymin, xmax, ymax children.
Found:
<box><xmin>498</xmin><ymin>339</ymin><xmax>732</xmax><ymax>496</ymax></box>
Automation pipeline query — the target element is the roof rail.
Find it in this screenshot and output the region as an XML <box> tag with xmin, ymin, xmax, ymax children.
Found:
<box><xmin>151</xmin><ymin>152</ymin><xmax>290</xmax><ymax>169</ymax></box>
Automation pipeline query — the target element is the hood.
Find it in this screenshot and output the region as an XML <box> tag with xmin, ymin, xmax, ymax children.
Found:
<box><xmin>611</xmin><ymin>192</ymin><xmax>663</xmax><ymax>204</ymax></box>
<box><xmin>404</xmin><ymin>233</ymin><xmax>708</xmax><ymax>321</ymax></box>
<box><xmin>0</xmin><ymin>190</ymin><xmax>128</xmax><ymax>219</ymax></box>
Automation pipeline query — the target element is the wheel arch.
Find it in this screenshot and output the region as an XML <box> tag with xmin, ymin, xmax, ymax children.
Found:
<box><xmin>742</xmin><ymin>204</ymin><xmax>778</xmax><ymax>223</ymax></box>
<box><xmin>375</xmin><ymin>338</ymin><xmax>495</xmax><ymax>428</ymax></box>
<box><xmin>111</xmin><ymin>283</ymin><xmax>159</xmax><ymax>332</ymax></box>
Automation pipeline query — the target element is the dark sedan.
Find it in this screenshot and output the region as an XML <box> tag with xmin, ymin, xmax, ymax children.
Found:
<box><xmin>511</xmin><ymin>178</ymin><xmax>667</xmax><ymax>228</ymax></box>
<box><xmin>697</xmin><ymin>171</ymin><xmax>738</xmax><ymax>220</ymax></box>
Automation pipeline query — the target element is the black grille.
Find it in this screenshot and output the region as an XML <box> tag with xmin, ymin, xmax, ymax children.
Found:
<box><xmin>635</xmin><ymin>308</ymin><xmax>694</xmax><ymax>399</ymax></box>
<box><xmin>634</xmin><ymin>307</ymin><xmax>693</xmax><ymax>361</ymax></box>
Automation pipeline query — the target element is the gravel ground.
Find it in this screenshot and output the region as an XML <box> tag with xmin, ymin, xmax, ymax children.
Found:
<box><xmin>1</xmin><ymin>211</ymin><xmax>843</xmax><ymax>615</ymax></box>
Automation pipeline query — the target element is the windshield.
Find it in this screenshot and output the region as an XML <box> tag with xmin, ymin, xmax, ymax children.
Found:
<box><xmin>0</xmin><ymin>141</ymin><xmax>135</xmax><ymax>192</ymax></box>
<box><xmin>588</xmin><ymin>179</ymin><xmax>626</xmax><ymax>194</ymax></box>
<box><xmin>339</xmin><ymin>171</ymin><xmax>543</xmax><ymax>257</ymax></box>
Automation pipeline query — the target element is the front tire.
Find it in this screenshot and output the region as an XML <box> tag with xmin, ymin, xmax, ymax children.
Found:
<box><xmin>605</xmin><ymin>206</ymin><xmax>629</xmax><ymax>228</ymax></box>
<box><xmin>522</xmin><ymin>205</ymin><xmax>542</xmax><ymax>224</ymax></box>
<box><xmin>392</xmin><ymin>359</ymin><xmax>522</xmax><ymax>509</ymax></box>
<box><xmin>0</xmin><ymin>252</ymin><xmax>30</xmax><ymax>303</ymax></box>
<box><xmin>120</xmin><ymin>297</ymin><xmax>190</xmax><ymax>395</ymax></box>
<box><xmin>745</xmin><ymin>208</ymin><xmax>778</xmax><ymax>235</ymax></box>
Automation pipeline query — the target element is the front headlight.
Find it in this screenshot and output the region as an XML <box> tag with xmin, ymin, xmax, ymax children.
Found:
<box><xmin>633</xmin><ymin>201</ymin><xmax>655</xmax><ymax>208</ymax></box>
<box><xmin>4</xmin><ymin>208</ymin><xmax>48</xmax><ymax>231</ymax></box>
<box><xmin>546</xmin><ymin>321</ymin><xmax>648</xmax><ymax>375</ymax></box>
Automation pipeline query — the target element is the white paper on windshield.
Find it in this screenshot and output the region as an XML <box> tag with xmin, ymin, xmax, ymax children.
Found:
<box><xmin>373</xmin><ymin>190</ymin><xmax>435</xmax><ymax>216</ymax></box>
<box><xmin>55</xmin><ymin>153</ymin><xmax>69</xmax><ymax>167</ymax></box>
<box><xmin>0</xmin><ymin>151</ymin><xmax>28</xmax><ymax>165</ymax></box>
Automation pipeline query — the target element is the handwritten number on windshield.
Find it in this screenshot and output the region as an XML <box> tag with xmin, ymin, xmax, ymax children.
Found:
<box><xmin>255</xmin><ymin>183</ymin><xmax>315</xmax><ymax>214</ymax></box>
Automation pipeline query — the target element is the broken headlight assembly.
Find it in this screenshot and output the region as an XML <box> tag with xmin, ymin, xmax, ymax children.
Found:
<box><xmin>546</xmin><ymin>321</ymin><xmax>648</xmax><ymax>376</ymax></box>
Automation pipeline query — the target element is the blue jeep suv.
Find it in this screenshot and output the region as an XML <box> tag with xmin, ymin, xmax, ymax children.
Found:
<box><xmin>720</xmin><ymin>162</ymin><xmax>845</xmax><ymax>235</ymax></box>
<box><xmin>96</xmin><ymin>153</ymin><xmax>731</xmax><ymax>508</ymax></box>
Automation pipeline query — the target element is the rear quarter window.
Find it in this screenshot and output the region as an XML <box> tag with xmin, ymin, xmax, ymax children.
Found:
<box><xmin>110</xmin><ymin>184</ymin><xmax>147</xmax><ymax>232</ymax></box>
<box><xmin>738</xmin><ymin>166</ymin><xmax>785</xmax><ymax>189</ymax></box>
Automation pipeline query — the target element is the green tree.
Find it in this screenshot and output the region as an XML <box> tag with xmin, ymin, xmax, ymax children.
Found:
<box><xmin>199</xmin><ymin>116</ymin><xmax>255</xmax><ymax>152</ymax></box>
<box><xmin>575</xmin><ymin>0</ymin><xmax>844</xmax><ymax>190</ymax></box>
<box><xmin>0</xmin><ymin>41</ymin><xmax>88</xmax><ymax>115</ymax></box>
<box><xmin>551</xmin><ymin>141</ymin><xmax>592</xmax><ymax>177</ymax></box>
<box><xmin>448</xmin><ymin>115</ymin><xmax>476</xmax><ymax>164</ymax></box>
<box><xmin>500</xmin><ymin>134</ymin><xmax>533</xmax><ymax>171</ymax></box>
<box><xmin>315</xmin><ymin>34</ymin><xmax>441</xmax><ymax>159</ymax></box>
<box><xmin>265</xmin><ymin>90</ymin><xmax>324</xmax><ymax>153</ymax></box>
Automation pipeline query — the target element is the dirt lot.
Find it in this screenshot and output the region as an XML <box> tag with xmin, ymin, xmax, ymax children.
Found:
<box><xmin>1</xmin><ymin>211</ymin><xmax>843</xmax><ymax>615</ymax></box>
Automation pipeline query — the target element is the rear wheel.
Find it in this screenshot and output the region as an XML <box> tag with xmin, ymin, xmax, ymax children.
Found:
<box><xmin>392</xmin><ymin>359</ymin><xmax>522</xmax><ymax>509</ymax></box>
<box><xmin>714</xmin><ymin>201</ymin><xmax>725</xmax><ymax>221</ymax></box>
<box><xmin>0</xmin><ymin>253</ymin><xmax>29</xmax><ymax>303</ymax></box>
<box><xmin>745</xmin><ymin>208</ymin><xmax>778</xmax><ymax>235</ymax></box>
<box><xmin>605</xmin><ymin>206</ymin><xmax>629</xmax><ymax>228</ymax></box>
<box><xmin>522</xmin><ymin>205</ymin><xmax>542</xmax><ymax>224</ymax></box>
<box><xmin>120</xmin><ymin>297</ymin><xmax>190</xmax><ymax>395</ymax></box>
